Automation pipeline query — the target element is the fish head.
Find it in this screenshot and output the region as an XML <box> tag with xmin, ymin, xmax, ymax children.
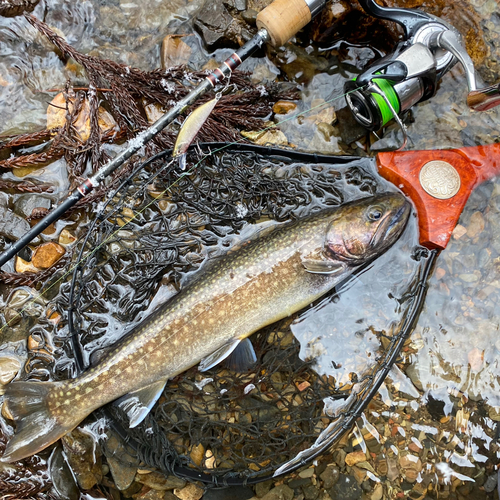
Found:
<box><xmin>325</xmin><ymin>192</ymin><xmax>411</xmax><ymax>264</ymax></box>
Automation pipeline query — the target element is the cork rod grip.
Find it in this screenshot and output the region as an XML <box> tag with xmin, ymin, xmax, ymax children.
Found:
<box><xmin>256</xmin><ymin>0</ymin><xmax>311</xmax><ymax>47</ymax></box>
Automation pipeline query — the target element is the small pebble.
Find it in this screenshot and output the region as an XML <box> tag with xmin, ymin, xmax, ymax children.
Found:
<box><xmin>345</xmin><ymin>450</ymin><xmax>367</xmax><ymax>467</ymax></box>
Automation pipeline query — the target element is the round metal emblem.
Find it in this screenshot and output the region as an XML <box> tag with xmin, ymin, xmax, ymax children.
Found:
<box><xmin>419</xmin><ymin>160</ymin><xmax>461</xmax><ymax>200</ymax></box>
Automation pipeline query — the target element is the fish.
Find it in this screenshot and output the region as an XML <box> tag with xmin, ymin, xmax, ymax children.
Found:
<box><xmin>1</xmin><ymin>192</ymin><xmax>411</xmax><ymax>462</ymax></box>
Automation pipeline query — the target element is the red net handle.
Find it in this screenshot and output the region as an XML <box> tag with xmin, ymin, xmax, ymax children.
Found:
<box><xmin>377</xmin><ymin>143</ymin><xmax>500</xmax><ymax>250</ymax></box>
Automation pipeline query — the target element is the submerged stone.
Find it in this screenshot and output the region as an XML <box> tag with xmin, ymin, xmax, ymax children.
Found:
<box><xmin>31</xmin><ymin>242</ymin><xmax>65</xmax><ymax>269</ymax></box>
<box><xmin>13</xmin><ymin>194</ymin><xmax>52</xmax><ymax>219</ymax></box>
<box><xmin>0</xmin><ymin>205</ymin><xmax>31</xmax><ymax>242</ymax></box>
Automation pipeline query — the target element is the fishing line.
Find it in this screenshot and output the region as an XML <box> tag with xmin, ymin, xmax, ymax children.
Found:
<box><xmin>0</xmin><ymin>86</ymin><xmax>361</xmax><ymax>331</ymax></box>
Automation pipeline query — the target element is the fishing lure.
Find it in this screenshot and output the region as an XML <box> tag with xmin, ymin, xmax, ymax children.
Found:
<box><xmin>173</xmin><ymin>97</ymin><xmax>219</xmax><ymax>170</ymax></box>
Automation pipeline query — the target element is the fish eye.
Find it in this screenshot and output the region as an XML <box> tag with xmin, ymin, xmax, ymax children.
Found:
<box><xmin>367</xmin><ymin>206</ymin><xmax>383</xmax><ymax>221</ymax></box>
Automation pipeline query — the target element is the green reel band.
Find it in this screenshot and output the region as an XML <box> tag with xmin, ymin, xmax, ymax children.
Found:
<box><xmin>370</xmin><ymin>77</ymin><xmax>401</xmax><ymax>127</ymax></box>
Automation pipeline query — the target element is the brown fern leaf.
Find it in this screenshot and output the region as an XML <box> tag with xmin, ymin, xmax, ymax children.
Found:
<box><xmin>0</xmin><ymin>129</ymin><xmax>53</xmax><ymax>150</ymax></box>
<box><xmin>0</xmin><ymin>179</ymin><xmax>54</xmax><ymax>193</ymax></box>
<box><xmin>0</xmin><ymin>149</ymin><xmax>64</xmax><ymax>170</ymax></box>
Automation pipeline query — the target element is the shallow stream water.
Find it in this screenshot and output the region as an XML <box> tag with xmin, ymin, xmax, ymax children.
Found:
<box><xmin>1</xmin><ymin>0</ymin><xmax>500</xmax><ymax>499</ymax></box>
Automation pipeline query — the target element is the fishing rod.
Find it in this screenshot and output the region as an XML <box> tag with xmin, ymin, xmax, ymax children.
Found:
<box><xmin>0</xmin><ymin>0</ymin><xmax>327</xmax><ymax>268</ymax></box>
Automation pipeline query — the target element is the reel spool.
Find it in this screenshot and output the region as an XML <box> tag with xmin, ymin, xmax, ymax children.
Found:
<box><xmin>345</xmin><ymin>0</ymin><xmax>500</xmax><ymax>145</ymax></box>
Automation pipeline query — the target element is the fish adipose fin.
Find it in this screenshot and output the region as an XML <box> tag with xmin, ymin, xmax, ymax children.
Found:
<box><xmin>226</xmin><ymin>338</ymin><xmax>257</xmax><ymax>372</ymax></box>
<box><xmin>114</xmin><ymin>378</ymin><xmax>167</xmax><ymax>428</ymax></box>
<box><xmin>199</xmin><ymin>338</ymin><xmax>241</xmax><ymax>372</ymax></box>
<box><xmin>1</xmin><ymin>381</ymin><xmax>78</xmax><ymax>463</ymax></box>
<box><xmin>302</xmin><ymin>258</ymin><xmax>346</xmax><ymax>275</ymax></box>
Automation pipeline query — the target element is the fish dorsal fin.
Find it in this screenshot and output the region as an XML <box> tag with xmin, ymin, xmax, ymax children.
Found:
<box><xmin>113</xmin><ymin>378</ymin><xmax>167</xmax><ymax>428</ymax></box>
<box><xmin>302</xmin><ymin>258</ymin><xmax>346</xmax><ymax>275</ymax></box>
<box><xmin>199</xmin><ymin>338</ymin><xmax>241</xmax><ymax>372</ymax></box>
<box><xmin>226</xmin><ymin>338</ymin><xmax>257</xmax><ymax>372</ymax></box>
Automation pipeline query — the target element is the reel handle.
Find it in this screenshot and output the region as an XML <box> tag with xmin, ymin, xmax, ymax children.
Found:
<box><xmin>377</xmin><ymin>143</ymin><xmax>500</xmax><ymax>250</ymax></box>
<box><xmin>432</xmin><ymin>30</ymin><xmax>500</xmax><ymax>112</ymax></box>
<box><xmin>256</xmin><ymin>0</ymin><xmax>325</xmax><ymax>47</ymax></box>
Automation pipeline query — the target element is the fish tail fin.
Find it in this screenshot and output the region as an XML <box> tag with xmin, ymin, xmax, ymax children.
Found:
<box><xmin>1</xmin><ymin>380</ymin><xmax>78</xmax><ymax>462</ymax></box>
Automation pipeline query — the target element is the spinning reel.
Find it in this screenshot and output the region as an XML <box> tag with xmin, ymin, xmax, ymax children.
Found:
<box><xmin>345</xmin><ymin>0</ymin><xmax>500</xmax><ymax>148</ymax></box>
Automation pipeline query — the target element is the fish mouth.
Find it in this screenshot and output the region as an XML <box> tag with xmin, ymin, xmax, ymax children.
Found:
<box><xmin>371</xmin><ymin>198</ymin><xmax>411</xmax><ymax>248</ymax></box>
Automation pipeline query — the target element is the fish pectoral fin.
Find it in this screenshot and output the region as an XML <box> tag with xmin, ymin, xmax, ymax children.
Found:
<box><xmin>199</xmin><ymin>338</ymin><xmax>241</xmax><ymax>372</ymax></box>
<box><xmin>114</xmin><ymin>378</ymin><xmax>167</xmax><ymax>429</ymax></box>
<box><xmin>302</xmin><ymin>258</ymin><xmax>346</xmax><ymax>275</ymax></box>
<box><xmin>227</xmin><ymin>338</ymin><xmax>257</xmax><ymax>372</ymax></box>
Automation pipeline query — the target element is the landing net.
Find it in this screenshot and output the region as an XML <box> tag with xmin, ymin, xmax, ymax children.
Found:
<box><xmin>51</xmin><ymin>144</ymin><xmax>434</xmax><ymax>483</ymax></box>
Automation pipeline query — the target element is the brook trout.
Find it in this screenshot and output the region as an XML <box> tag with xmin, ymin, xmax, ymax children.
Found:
<box><xmin>2</xmin><ymin>192</ymin><xmax>410</xmax><ymax>462</ymax></box>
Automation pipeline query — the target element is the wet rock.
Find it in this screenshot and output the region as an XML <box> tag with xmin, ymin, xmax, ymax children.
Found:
<box><xmin>488</xmin><ymin>406</ymin><xmax>500</xmax><ymax>421</ymax></box>
<box><xmin>14</xmin><ymin>194</ymin><xmax>52</xmax><ymax>219</ymax></box>
<box><xmin>0</xmin><ymin>191</ymin><xmax>10</xmax><ymax>207</ymax></box>
<box><xmin>288</xmin><ymin>477</ymin><xmax>310</xmax><ymax>488</ymax></box>
<box><xmin>273</xmin><ymin>100</ymin><xmax>297</xmax><ymax>115</ymax></box>
<box><xmin>375</xmin><ymin>458</ymin><xmax>388</xmax><ymax>477</ymax></box>
<box><xmin>351</xmin><ymin>465</ymin><xmax>367</xmax><ymax>484</ymax></box>
<box><xmin>49</xmin><ymin>446</ymin><xmax>80</xmax><ymax>500</ymax></box>
<box><xmin>241</xmin><ymin>8</ymin><xmax>257</xmax><ymax>25</ymax></box>
<box><xmin>133</xmin><ymin>488</ymin><xmax>165</xmax><ymax>500</ymax></box>
<box><xmin>189</xmin><ymin>443</ymin><xmax>205</xmax><ymax>467</ymax></box>
<box><xmin>0</xmin><ymin>0</ymin><xmax>39</xmax><ymax>17</ymax></box>
<box><xmin>0</xmin><ymin>355</ymin><xmax>21</xmax><ymax>392</ymax></box>
<box><xmin>345</xmin><ymin>450</ymin><xmax>366</xmax><ymax>466</ymax></box>
<box><xmin>320</xmin><ymin>465</ymin><xmax>340</xmax><ymax>489</ymax></box>
<box><xmin>137</xmin><ymin>471</ymin><xmax>186</xmax><ymax>490</ymax></box>
<box><xmin>173</xmin><ymin>483</ymin><xmax>204</xmax><ymax>500</ymax></box>
<box><xmin>310</xmin><ymin>0</ymin><xmax>399</xmax><ymax>52</ymax></box>
<box><xmin>203</xmin><ymin>486</ymin><xmax>254</xmax><ymax>500</ymax></box>
<box><xmin>161</xmin><ymin>35</ymin><xmax>192</xmax><ymax>69</ymax></box>
<box><xmin>399</xmin><ymin>454</ymin><xmax>422</xmax><ymax>484</ymax></box>
<box><xmin>260</xmin><ymin>485</ymin><xmax>294</xmax><ymax>500</ymax></box>
<box><xmin>299</xmin><ymin>466</ymin><xmax>315</xmax><ymax>478</ymax></box>
<box><xmin>250</xmin><ymin>64</ymin><xmax>277</xmax><ymax>84</ymax></box>
<box><xmin>62</xmin><ymin>428</ymin><xmax>103</xmax><ymax>490</ymax></box>
<box><xmin>241</xmin><ymin>128</ymin><xmax>288</xmax><ymax>146</ymax></box>
<box><xmin>14</xmin><ymin>256</ymin><xmax>39</xmax><ymax>273</ymax></box>
<box><xmin>333</xmin><ymin>449</ymin><xmax>346</xmax><ymax>468</ymax></box>
<box><xmin>317</xmin><ymin>122</ymin><xmax>335</xmax><ymax>141</ymax></box>
<box><xmin>270</xmin><ymin>45</ymin><xmax>329</xmax><ymax>84</ymax></box>
<box><xmin>467</xmin><ymin>211</ymin><xmax>485</xmax><ymax>238</ymax></box>
<box><xmin>46</xmin><ymin>92</ymin><xmax>116</xmax><ymax>143</ymax></box>
<box><xmin>483</xmin><ymin>473</ymin><xmax>497</xmax><ymax>493</ymax></box>
<box><xmin>371</xmin><ymin>483</ymin><xmax>383</xmax><ymax>500</ymax></box>
<box><xmin>194</xmin><ymin>0</ymin><xmax>243</xmax><ymax>49</ymax></box>
<box><xmin>255</xmin><ymin>479</ymin><xmax>273</xmax><ymax>498</ymax></box>
<box><xmin>386</xmin><ymin>457</ymin><xmax>399</xmax><ymax>482</ymax></box>
<box><xmin>58</xmin><ymin>229</ymin><xmax>77</xmax><ymax>246</ymax></box>
<box><xmin>328</xmin><ymin>474</ymin><xmax>362</xmax><ymax>500</ymax></box>
<box><xmin>302</xmin><ymin>483</ymin><xmax>320</xmax><ymax>500</ymax></box>
<box><xmin>107</xmin><ymin>455</ymin><xmax>137</xmax><ymax>491</ymax></box>
<box><xmin>31</xmin><ymin>242</ymin><xmax>65</xmax><ymax>269</ymax></box>
<box><xmin>7</xmin><ymin>288</ymin><xmax>46</xmax><ymax>316</ymax></box>
<box><xmin>452</xmin><ymin>224</ymin><xmax>468</xmax><ymax>239</ymax></box>
<box><xmin>0</xmin><ymin>205</ymin><xmax>31</xmax><ymax>241</ymax></box>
